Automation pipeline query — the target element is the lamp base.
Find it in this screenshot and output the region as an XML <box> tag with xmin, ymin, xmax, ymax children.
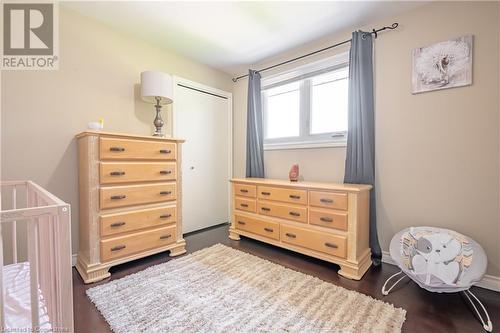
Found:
<box><xmin>153</xmin><ymin>97</ymin><xmax>165</xmax><ymax>137</ymax></box>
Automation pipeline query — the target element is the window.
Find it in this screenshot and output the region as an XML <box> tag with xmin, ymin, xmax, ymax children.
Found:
<box><xmin>265</xmin><ymin>82</ymin><xmax>300</xmax><ymax>139</ymax></box>
<box><xmin>261</xmin><ymin>54</ymin><xmax>349</xmax><ymax>150</ymax></box>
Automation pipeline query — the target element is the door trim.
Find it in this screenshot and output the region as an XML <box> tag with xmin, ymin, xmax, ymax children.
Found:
<box><xmin>172</xmin><ymin>76</ymin><xmax>233</xmax><ymax>232</ymax></box>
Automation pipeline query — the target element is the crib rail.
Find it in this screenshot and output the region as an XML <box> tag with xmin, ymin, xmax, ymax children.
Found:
<box><xmin>0</xmin><ymin>181</ymin><xmax>74</xmax><ymax>332</ymax></box>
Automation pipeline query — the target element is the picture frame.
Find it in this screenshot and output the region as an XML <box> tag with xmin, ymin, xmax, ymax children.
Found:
<box><xmin>412</xmin><ymin>35</ymin><xmax>473</xmax><ymax>94</ymax></box>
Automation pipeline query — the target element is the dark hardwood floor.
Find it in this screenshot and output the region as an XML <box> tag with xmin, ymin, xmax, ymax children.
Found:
<box><xmin>73</xmin><ymin>224</ymin><xmax>500</xmax><ymax>333</ymax></box>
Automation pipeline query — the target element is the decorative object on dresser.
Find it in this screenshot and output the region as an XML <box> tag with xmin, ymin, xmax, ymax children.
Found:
<box><xmin>229</xmin><ymin>178</ymin><xmax>372</xmax><ymax>280</ymax></box>
<box><xmin>288</xmin><ymin>164</ymin><xmax>299</xmax><ymax>182</ymax></box>
<box><xmin>75</xmin><ymin>131</ymin><xmax>186</xmax><ymax>283</ymax></box>
<box><xmin>140</xmin><ymin>71</ymin><xmax>173</xmax><ymax>137</ymax></box>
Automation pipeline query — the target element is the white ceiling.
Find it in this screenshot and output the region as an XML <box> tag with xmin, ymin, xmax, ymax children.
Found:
<box><xmin>62</xmin><ymin>1</ymin><xmax>425</xmax><ymax>75</ymax></box>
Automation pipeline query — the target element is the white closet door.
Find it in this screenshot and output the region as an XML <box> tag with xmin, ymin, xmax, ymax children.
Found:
<box><xmin>175</xmin><ymin>83</ymin><xmax>231</xmax><ymax>234</ymax></box>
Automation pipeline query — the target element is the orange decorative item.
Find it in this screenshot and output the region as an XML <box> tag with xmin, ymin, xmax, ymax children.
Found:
<box><xmin>289</xmin><ymin>164</ymin><xmax>299</xmax><ymax>182</ymax></box>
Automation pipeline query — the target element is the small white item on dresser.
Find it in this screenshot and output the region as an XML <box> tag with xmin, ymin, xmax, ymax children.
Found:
<box><xmin>87</xmin><ymin>119</ymin><xmax>104</xmax><ymax>130</ymax></box>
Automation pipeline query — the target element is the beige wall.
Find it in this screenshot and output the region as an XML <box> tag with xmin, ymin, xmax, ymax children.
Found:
<box><xmin>233</xmin><ymin>1</ymin><xmax>500</xmax><ymax>276</ymax></box>
<box><xmin>1</xmin><ymin>7</ymin><xmax>233</xmax><ymax>256</ymax></box>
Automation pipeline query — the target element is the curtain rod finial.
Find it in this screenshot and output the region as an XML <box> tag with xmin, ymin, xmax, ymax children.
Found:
<box><xmin>232</xmin><ymin>78</ymin><xmax>238</xmax><ymax>82</ymax></box>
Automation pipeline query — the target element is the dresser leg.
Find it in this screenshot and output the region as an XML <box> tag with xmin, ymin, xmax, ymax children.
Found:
<box><xmin>76</xmin><ymin>259</ymin><xmax>111</xmax><ymax>284</ymax></box>
<box><xmin>338</xmin><ymin>256</ymin><xmax>372</xmax><ymax>281</ymax></box>
<box><xmin>338</xmin><ymin>265</ymin><xmax>363</xmax><ymax>280</ymax></box>
<box><xmin>229</xmin><ymin>229</ymin><xmax>241</xmax><ymax>241</ymax></box>
<box><xmin>169</xmin><ymin>243</ymin><xmax>187</xmax><ymax>257</ymax></box>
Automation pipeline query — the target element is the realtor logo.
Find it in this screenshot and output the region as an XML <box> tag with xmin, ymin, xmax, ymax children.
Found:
<box><xmin>1</xmin><ymin>2</ymin><xmax>59</xmax><ymax>70</ymax></box>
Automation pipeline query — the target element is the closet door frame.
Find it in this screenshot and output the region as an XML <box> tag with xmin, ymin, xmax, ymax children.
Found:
<box><xmin>172</xmin><ymin>76</ymin><xmax>233</xmax><ymax>231</ymax></box>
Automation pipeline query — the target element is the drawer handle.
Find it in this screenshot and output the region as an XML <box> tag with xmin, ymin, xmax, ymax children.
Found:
<box><xmin>264</xmin><ymin>227</ymin><xmax>274</xmax><ymax>232</ymax></box>
<box><xmin>237</xmin><ymin>221</ymin><xmax>246</xmax><ymax>225</ymax></box>
<box><xmin>289</xmin><ymin>195</ymin><xmax>301</xmax><ymax>199</ymax></box>
<box><xmin>160</xmin><ymin>149</ymin><xmax>172</xmax><ymax>154</ymax></box>
<box><xmin>160</xmin><ymin>191</ymin><xmax>172</xmax><ymax>195</ymax></box>
<box><xmin>110</xmin><ymin>221</ymin><xmax>126</xmax><ymax>227</ymax></box>
<box><xmin>261</xmin><ymin>192</ymin><xmax>271</xmax><ymax>196</ymax></box>
<box><xmin>325</xmin><ymin>242</ymin><xmax>338</xmax><ymax>249</ymax></box>
<box><xmin>160</xmin><ymin>214</ymin><xmax>172</xmax><ymax>219</ymax></box>
<box><xmin>320</xmin><ymin>217</ymin><xmax>333</xmax><ymax>223</ymax></box>
<box><xmin>261</xmin><ymin>207</ymin><xmax>271</xmax><ymax>212</ymax></box>
<box><xmin>285</xmin><ymin>233</ymin><xmax>296</xmax><ymax>238</ymax></box>
<box><xmin>160</xmin><ymin>234</ymin><xmax>172</xmax><ymax>240</ymax></box>
<box><xmin>109</xmin><ymin>147</ymin><xmax>125</xmax><ymax>152</ymax></box>
<box><xmin>289</xmin><ymin>212</ymin><xmax>300</xmax><ymax>217</ymax></box>
<box><xmin>240</xmin><ymin>189</ymin><xmax>249</xmax><ymax>193</ymax></box>
<box><xmin>110</xmin><ymin>195</ymin><xmax>126</xmax><ymax>200</ymax></box>
<box><xmin>240</xmin><ymin>203</ymin><xmax>249</xmax><ymax>208</ymax></box>
<box><xmin>320</xmin><ymin>198</ymin><xmax>334</xmax><ymax>204</ymax></box>
<box><xmin>109</xmin><ymin>171</ymin><xmax>125</xmax><ymax>176</ymax></box>
<box><xmin>111</xmin><ymin>245</ymin><xmax>126</xmax><ymax>252</ymax></box>
<box><xmin>160</xmin><ymin>170</ymin><xmax>172</xmax><ymax>175</ymax></box>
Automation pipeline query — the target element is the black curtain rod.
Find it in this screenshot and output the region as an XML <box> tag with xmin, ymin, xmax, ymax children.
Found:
<box><xmin>232</xmin><ymin>22</ymin><xmax>399</xmax><ymax>82</ymax></box>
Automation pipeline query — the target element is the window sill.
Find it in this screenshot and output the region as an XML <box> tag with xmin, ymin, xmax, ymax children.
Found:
<box><xmin>264</xmin><ymin>141</ymin><xmax>347</xmax><ymax>151</ymax></box>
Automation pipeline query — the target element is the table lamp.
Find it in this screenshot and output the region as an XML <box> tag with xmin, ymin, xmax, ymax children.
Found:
<box><xmin>140</xmin><ymin>71</ymin><xmax>173</xmax><ymax>137</ymax></box>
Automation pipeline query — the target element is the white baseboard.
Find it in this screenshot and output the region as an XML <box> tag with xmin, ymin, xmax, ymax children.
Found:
<box><xmin>382</xmin><ymin>251</ymin><xmax>500</xmax><ymax>293</ymax></box>
<box><xmin>381</xmin><ymin>251</ymin><xmax>397</xmax><ymax>266</ymax></box>
<box><xmin>477</xmin><ymin>275</ymin><xmax>500</xmax><ymax>292</ymax></box>
<box><xmin>72</xmin><ymin>254</ymin><xmax>77</xmax><ymax>267</ymax></box>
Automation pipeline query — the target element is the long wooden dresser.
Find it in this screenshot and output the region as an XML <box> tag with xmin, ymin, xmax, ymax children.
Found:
<box><xmin>229</xmin><ymin>178</ymin><xmax>372</xmax><ymax>280</ymax></box>
<box><xmin>76</xmin><ymin>131</ymin><xmax>186</xmax><ymax>283</ymax></box>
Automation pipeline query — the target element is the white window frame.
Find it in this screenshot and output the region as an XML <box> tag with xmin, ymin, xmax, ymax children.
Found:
<box><xmin>261</xmin><ymin>52</ymin><xmax>349</xmax><ymax>151</ymax></box>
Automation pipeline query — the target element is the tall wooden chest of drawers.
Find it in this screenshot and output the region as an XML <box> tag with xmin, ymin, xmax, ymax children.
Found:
<box><xmin>75</xmin><ymin>131</ymin><xmax>186</xmax><ymax>283</ymax></box>
<box><xmin>229</xmin><ymin>178</ymin><xmax>372</xmax><ymax>280</ymax></box>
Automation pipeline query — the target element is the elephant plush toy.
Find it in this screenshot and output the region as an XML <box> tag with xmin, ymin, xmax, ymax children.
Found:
<box><xmin>411</xmin><ymin>230</ymin><xmax>463</xmax><ymax>285</ymax></box>
<box><xmin>401</xmin><ymin>227</ymin><xmax>473</xmax><ymax>288</ymax></box>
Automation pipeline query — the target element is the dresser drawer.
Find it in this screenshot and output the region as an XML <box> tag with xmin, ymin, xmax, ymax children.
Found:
<box><xmin>100</xmin><ymin>206</ymin><xmax>176</xmax><ymax>237</ymax></box>
<box><xmin>100</xmin><ymin>162</ymin><xmax>176</xmax><ymax>184</ymax></box>
<box><xmin>309</xmin><ymin>191</ymin><xmax>348</xmax><ymax>210</ymax></box>
<box><xmin>100</xmin><ymin>137</ymin><xmax>176</xmax><ymax>161</ymax></box>
<box><xmin>257</xmin><ymin>200</ymin><xmax>307</xmax><ymax>223</ymax></box>
<box><xmin>234</xmin><ymin>214</ymin><xmax>279</xmax><ymax>240</ymax></box>
<box><xmin>235</xmin><ymin>197</ymin><xmax>256</xmax><ymax>213</ymax></box>
<box><xmin>233</xmin><ymin>183</ymin><xmax>256</xmax><ymax>198</ymax></box>
<box><xmin>281</xmin><ymin>224</ymin><xmax>347</xmax><ymax>259</ymax></box>
<box><xmin>100</xmin><ymin>183</ymin><xmax>176</xmax><ymax>209</ymax></box>
<box><xmin>257</xmin><ymin>186</ymin><xmax>307</xmax><ymax>205</ymax></box>
<box><xmin>309</xmin><ymin>208</ymin><xmax>347</xmax><ymax>231</ymax></box>
<box><xmin>100</xmin><ymin>225</ymin><xmax>176</xmax><ymax>262</ymax></box>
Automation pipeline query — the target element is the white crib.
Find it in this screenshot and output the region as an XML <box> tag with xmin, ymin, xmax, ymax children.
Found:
<box><xmin>0</xmin><ymin>181</ymin><xmax>74</xmax><ymax>332</ymax></box>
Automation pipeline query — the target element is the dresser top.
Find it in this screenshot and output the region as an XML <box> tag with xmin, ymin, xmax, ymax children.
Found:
<box><xmin>231</xmin><ymin>178</ymin><xmax>372</xmax><ymax>193</ymax></box>
<box><xmin>75</xmin><ymin>131</ymin><xmax>185</xmax><ymax>142</ymax></box>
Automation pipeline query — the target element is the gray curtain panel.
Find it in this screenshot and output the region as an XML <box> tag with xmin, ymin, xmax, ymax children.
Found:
<box><xmin>246</xmin><ymin>70</ymin><xmax>265</xmax><ymax>178</ymax></box>
<box><xmin>344</xmin><ymin>31</ymin><xmax>382</xmax><ymax>264</ymax></box>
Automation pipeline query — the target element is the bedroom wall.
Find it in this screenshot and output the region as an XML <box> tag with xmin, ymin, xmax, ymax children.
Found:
<box><xmin>233</xmin><ymin>1</ymin><xmax>500</xmax><ymax>277</ymax></box>
<box><xmin>0</xmin><ymin>7</ymin><xmax>233</xmax><ymax>258</ymax></box>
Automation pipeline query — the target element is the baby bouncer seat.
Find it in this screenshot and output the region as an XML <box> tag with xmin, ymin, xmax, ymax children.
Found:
<box><xmin>381</xmin><ymin>227</ymin><xmax>492</xmax><ymax>332</ymax></box>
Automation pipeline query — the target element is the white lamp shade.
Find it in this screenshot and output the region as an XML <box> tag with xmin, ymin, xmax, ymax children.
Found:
<box><xmin>140</xmin><ymin>71</ymin><xmax>173</xmax><ymax>105</ymax></box>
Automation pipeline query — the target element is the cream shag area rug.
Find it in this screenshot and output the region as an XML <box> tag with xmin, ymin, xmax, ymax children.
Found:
<box><xmin>87</xmin><ymin>244</ymin><xmax>406</xmax><ymax>333</ymax></box>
